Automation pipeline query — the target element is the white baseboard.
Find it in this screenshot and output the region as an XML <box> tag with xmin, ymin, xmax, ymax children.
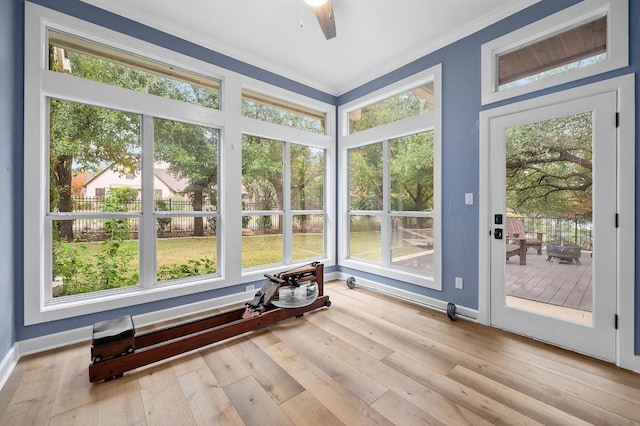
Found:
<box><xmin>334</xmin><ymin>272</ymin><xmax>478</xmax><ymax>321</ymax></box>
<box><xmin>17</xmin><ymin>288</ymin><xmax>256</xmax><ymax>357</ymax></box>
<box><xmin>634</xmin><ymin>355</ymin><xmax>640</xmax><ymax>374</ymax></box>
<box><xmin>0</xmin><ymin>345</ymin><xmax>19</xmax><ymax>393</ymax></box>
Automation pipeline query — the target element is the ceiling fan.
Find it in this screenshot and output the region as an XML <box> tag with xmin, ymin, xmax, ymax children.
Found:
<box><xmin>305</xmin><ymin>0</ymin><xmax>336</xmax><ymax>40</ymax></box>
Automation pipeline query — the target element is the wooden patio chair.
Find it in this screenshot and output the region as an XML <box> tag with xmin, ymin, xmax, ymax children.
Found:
<box><xmin>506</xmin><ymin>238</ymin><xmax>527</xmax><ymax>265</ymax></box>
<box><xmin>506</xmin><ymin>218</ymin><xmax>543</xmax><ymax>255</ymax></box>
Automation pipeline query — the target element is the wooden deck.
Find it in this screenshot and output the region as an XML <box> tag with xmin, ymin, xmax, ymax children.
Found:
<box><xmin>506</xmin><ymin>248</ymin><xmax>592</xmax><ymax>312</ymax></box>
<box><xmin>2</xmin><ymin>280</ymin><xmax>640</xmax><ymax>425</ymax></box>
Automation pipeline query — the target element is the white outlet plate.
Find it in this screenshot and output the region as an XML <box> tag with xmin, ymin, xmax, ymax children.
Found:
<box><xmin>455</xmin><ymin>277</ymin><xmax>463</xmax><ymax>289</ymax></box>
<box><xmin>246</xmin><ymin>284</ymin><xmax>255</xmax><ymax>292</ymax></box>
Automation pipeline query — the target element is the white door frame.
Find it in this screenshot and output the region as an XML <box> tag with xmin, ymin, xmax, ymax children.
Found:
<box><xmin>478</xmin><ymin>74</ymin><xmax>635</xmax><ymax>370</ymax></box>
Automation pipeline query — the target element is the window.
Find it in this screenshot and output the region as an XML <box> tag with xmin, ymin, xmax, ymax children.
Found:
<box><xmin>49</xmin><ymin>99</ymin><xmax>142</xmax><ymax>297</ymax></box>
<box><xmin>25</xmin><ymin>4</ymin><xmax>335</xmax><ymax>324</ymax></box>
<box><xmin>241</xmin><ymin>135</ymin><xmax>284</xmax><ymax>269</ymax></box>
<box><xmin>348</xmin><ymin>82</ymin><xmax>434</xmax><ymax>134</ymax></box>
<box><xmin>154</xmin><ymin>118</ymin><xmax>219</xmax><ymax>283</ymax></box>
<box><xmin>49</xmin><ymin>30</ymin><xmax>220</xmax><ymax>109</ymax></box>
<box><xmin>242</xmin><ymin>90</ymin><xmax>326</xmax><ymax>134</ymax></box>
<box><xmin>339</xmin><ymin>66</ymin><xmax>441</xmax><ymax>290</ymax></box>
<box><xmin>348</xmin><ymin>132</ymin><xmax>435</xmax><ymax>274</ymax></box>
<box><xmin>25</xmin><ymin>6</ymin><xmax>226</xmax><ymax>323</ymax></box>
<box><xmin>481</xmin><ymin>0</ymin><xmax>628</xmax><ymax>104</ymax></box>
<box><xmin>497</xmin><ymin>17</ymin><xmax>606</xmax><ymax>91</ymax></box>
<box><xmin>241</xmin><ymin>135</ymin><xmax>326</xmax><ymax>269</ymax></box>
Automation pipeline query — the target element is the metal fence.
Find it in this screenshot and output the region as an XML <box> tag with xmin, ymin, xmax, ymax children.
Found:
<box><xmin>514</xmin><ymin>216</ymin><xmax>593</xmax><ymax>250</ymax></box>
<box><xmin>72</xmin><ymin>196</ymin><xmax>216</xmax><ymax>212</ymax></box>
<box><xmin>66</xmin><ymin>197</ymin><xmax>322</xmax><ymax>239</ymax></box>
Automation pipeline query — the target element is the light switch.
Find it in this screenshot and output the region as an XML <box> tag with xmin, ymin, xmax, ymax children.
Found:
<box><xmin>465</xmin><ymin>193</ymin><xmax>473</xmax><ymax>205</ymax></box>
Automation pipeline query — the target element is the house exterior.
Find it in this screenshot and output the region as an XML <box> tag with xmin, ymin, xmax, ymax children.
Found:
<box><xmin>82</xmin><ymin>166</ymin><xmax>189</xmax><ymax>199</ymax></box>
<box><xmin>1</xmin><ymin>0</ymin><xmax>639</xmax><ymax>390</ymax></box>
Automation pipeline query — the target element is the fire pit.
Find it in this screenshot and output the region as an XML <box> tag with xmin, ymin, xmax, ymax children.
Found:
<box><xmin>546</xmin><ymin>242</ymin><xmax>582</xmax><ymax>265</ymax></box>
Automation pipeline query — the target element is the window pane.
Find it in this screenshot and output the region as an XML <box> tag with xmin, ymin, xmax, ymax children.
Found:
<box><xmin>349</xmin><ymin>143</ymin><xmax>383</xmax><ymax>211</ymax></box>
<box><xmin>49</xmin><ymin>30</ymin><xmax>220</xmax><ymax>109</ymax></box>
<box><xmin>391</xmin><ymin>216</ymin><xmax>434</xmax><ymax>273</ymax></box>
<box><xmin>390</xmin><ymin>131</ymin><xmax>434</xmax><ymax>211</ymax></box>
<box><xmin>154</xmin><ymin>119</ymin><xmax>219</xmax><ymax>214</ymax></box>
<box><xmin>349</xmin><ymin>82</ymin><xmax>434</xmax><ymax>134</ymax></box>
<box><xmin>291</xmin><ymin>145</ymin><xmax>324</xmax><ymax>210</ymax></box>
<box><xmin>156</xmin><ymin>216</ymin><xmax>217</xmax><ymax>282</ymax></box>
<box><xmin>498</xmin><ymin>16</ymin><xmax>607</xmax><ymax>91</ymax></box>
<box><xmin>293</xmin><ymin>214</ymin><xmax>324</xmax><ymax>261</ymax></box>
<box><xmin>242</xmin><ymin>215</ymin><xmax>283</xmax><ymax>268</ymax></box>
<box><xmin>51</xmin><ymin>218</ymin><xmax>139</xmax><ymax>297</ymax></box>
<box><xmin>49</xmin><ymin>98</ymin><xmax>141</xmax><ymax>242</ymax></box>
<box><xmin>242</xmin><ymin>90</ymin><xmax>325</xmax><ymax>134</ymax></box>
<box><xmin>242</xmin><ymin>135</ymin><xmax>283</xmax><ymax>211</ymax></box>
<box><xmin>349</xmin><ymin>215</ymin><xmax>381</xmax><ymax>263</ymax></box>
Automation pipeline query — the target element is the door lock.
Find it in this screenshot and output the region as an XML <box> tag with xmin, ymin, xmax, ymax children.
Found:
<box><xmin>494</xmin><ymin>228</ymin><xmax>503</xmax><ymax>239</ymax></box>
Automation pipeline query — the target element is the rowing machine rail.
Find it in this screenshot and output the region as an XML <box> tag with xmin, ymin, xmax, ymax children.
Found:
<box><xmin>89</xmin><ymin>262</ymin><xmax>329</xmax><ymax>382</ymax></box>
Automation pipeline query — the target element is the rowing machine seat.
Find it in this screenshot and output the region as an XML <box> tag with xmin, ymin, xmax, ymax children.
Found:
<box><xmin>92</xmin><ymin>315</ymin><xmax>135</xmax><ymax>346</ymax></box>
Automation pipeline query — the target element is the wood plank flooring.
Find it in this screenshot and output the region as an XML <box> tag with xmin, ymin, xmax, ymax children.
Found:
<box><xmin>2</xmin><ymin>280</ymin><xmax>639</xmax><ymax>425</ymax></box>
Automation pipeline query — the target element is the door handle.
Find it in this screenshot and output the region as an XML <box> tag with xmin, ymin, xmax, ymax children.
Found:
<box><xmin>494</xmin><ymin>228</ymin><xmax>503</xmax><ymax>239</ymax></box>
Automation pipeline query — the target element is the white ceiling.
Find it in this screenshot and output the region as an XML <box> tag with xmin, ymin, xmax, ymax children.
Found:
<box><xmin>81</xmin><ymin>0</ymin><xmax>540</xmax><ymax>96</ymax></box>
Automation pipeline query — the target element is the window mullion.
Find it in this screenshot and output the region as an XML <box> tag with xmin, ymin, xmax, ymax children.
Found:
<box><xmin>140</xmin><ymin>115</ymin><xmax>156</xmax><ymax>288</ymax></box>
<box><xmin>283</xmin><ymin>142</ymin><xmax>292</xmax><ymax>264</ymax></box>
<box><xmin>382</xmin><ymin>139</ymin><xmax>391</xmax><ymax>267</ymax></box>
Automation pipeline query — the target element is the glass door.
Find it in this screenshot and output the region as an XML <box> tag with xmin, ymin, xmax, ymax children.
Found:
<box><xmin>489</xmin><ymin>91</ymin><xmax>617</xmax><ymax>361</ymax></box>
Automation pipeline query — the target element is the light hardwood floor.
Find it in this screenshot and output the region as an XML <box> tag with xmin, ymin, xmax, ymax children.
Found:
<box><xmin>2</xmin><ymin>280</ymin><xmax>640</xmax><ymax>425</ymax></box>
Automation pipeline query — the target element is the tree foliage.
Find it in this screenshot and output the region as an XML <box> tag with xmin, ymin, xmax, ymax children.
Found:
<box><xmin>349</xmin><ymin>87</ymin><xmax>433</xmax><ymax>133</ymax></box>
<box><xmin>154</xmin><ymin>119</ymin><xmax>218</xmax><ymax>236</ymax></box>
<box><xmin>506</xmin><ymin>112</ymin><xmax>592</xmax><ymax>219</ymax></box>
<box><xmin>241</xmin><ymin>135</ymin><xmax>283</xmax><ymax>210</ymax></box>
<box><xmin>49</xmin><ymin>45</ymin><xmax>221</xmax><ymax>239</ymax></box>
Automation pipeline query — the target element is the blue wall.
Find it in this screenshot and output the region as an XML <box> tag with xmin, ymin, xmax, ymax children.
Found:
<box><xmin>0</xmin><ymin>0</ymin><xmax>21</xmax><ymax>362</ymax></box>
<box><xmin>6</xmin><ymin>0</ymin><xmax>639</xmax><ymax>357</ymax></box>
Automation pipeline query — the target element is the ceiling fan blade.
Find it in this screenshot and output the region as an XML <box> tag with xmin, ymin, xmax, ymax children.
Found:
<box><xmin>314</xmin><ymin>0</ymin><xmax>336</xmax><ymax>40</ymax></box>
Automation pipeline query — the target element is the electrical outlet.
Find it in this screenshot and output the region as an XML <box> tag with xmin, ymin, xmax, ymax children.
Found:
<box><xmin>455</xmin><ymin>277</ymin><xmax>463</xmax><ymax>289</ymax></box>
<box><xmin>246</xmin><ymin>284</ymin><xmax>255</xmax><ymax>292</ymax></box>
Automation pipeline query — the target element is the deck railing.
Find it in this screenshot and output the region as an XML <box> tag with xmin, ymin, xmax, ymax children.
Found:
<box><xmin>512</xmin><ymin>216</ymin><xmax>593</xmax><ymax>250</ymax></box>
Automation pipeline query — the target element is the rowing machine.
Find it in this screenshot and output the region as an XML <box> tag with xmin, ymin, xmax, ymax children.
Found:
<box><xmin>89</xmin><ymin>262</ymin><xmax>329</xmax><ymax>382</ymax></box>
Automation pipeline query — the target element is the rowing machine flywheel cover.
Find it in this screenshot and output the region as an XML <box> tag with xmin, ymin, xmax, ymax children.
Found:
<box><xmin>271</xmin><ymin>280</ymin><xmax>319</xmax><ymax>309</ymax></box>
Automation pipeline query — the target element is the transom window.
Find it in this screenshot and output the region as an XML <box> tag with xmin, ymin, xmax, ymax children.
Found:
<box><xmin>348</xmin><ymin>82</ymin><xmax>434</xmax><ymax>134</ymax></box>
<box><xmin>481</xmin><ymin>0</ymin><xmax>628</xmax><ymax>104</ymax></box>
<box><xmin>497</xmin><ymin>16</ymin><xmax>607</xmax><ymax>91</ymax></box>
<box><xmin>49</xmin><ymin>30</ymin><xmax>221</xmax><ymax>109</ymax></box>
<box><xmin>242</xmin><ymin>90</ymin><xmax>326</xmax><ymax>134</ymax></box>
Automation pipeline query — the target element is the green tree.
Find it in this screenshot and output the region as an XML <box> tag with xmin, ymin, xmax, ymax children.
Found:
<box><xmin>349</xmin><ymin>143</ymin><xmax>383</xmax><ymax>211</ymax></box>
<box><xmin>154</xmin><ymin>119</ymin><xmax>218</xmax><ymax>236</ymax></box>
<box><xmin>390</xmin><ymin>132</ymin><xmax>434</xmax><ymax>212</ymax></box>
<box><xmin>506</xmin><ymin>112</ymin><xmax>592</xmax><ymax>219</ymax></box>
<box><xmin>49</xmin><ymin>44</ymin><xmax>220</xmax><ymax>241</ymax></box>
<box><xmin>241</xmin><ymin>135</ymin><xmax>283</xmax><ymax>211</ymax></box>
<box><xmin>290</xmin><ymin>145</ymin><xmax>324</xmax><ymax>211</ymax></box>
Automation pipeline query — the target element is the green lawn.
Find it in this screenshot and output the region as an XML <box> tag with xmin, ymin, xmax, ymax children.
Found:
<box><xmin>54</xmin><ymin>231</ymin><xmax>426</xmax><ymax>297</ymax></box>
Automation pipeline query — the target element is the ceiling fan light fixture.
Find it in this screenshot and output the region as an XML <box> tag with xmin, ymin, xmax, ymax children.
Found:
<box><xmin>304</xmin><ymin>0</ymin><xmax>328</xmax><ymax>7</ymax></box>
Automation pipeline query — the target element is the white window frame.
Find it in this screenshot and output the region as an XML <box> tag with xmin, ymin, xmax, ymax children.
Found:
<box><xmin>338</xmin><ymin>65</ymin><xmax>442</xmax><ymax>290</ymax></box>
<box><xmin>481</xmin><ymin>0</ymin><xmax>628</xmax><ymax>105</ymax></box>
<box><xmin>24</xmin><ymin>3</ymin><xmax>335</xmax><ymax>325</ymax></box>
<box><xmin>240</xmin><ymin>79</ymin><xmax>335</xmax><ymax>273</ymax></box>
